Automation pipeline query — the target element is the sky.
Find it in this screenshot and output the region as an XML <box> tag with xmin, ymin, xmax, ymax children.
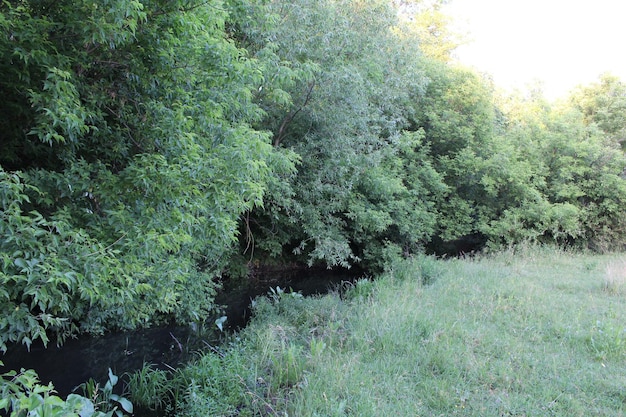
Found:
<box><xmin>442</xmin><ymin>0</ymin><xmax>626</xmax><ymax>100</ymax></box>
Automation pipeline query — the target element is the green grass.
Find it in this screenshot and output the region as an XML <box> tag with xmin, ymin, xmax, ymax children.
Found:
<box><xmin>276</xmin><ymin>246</ymin><xmax>626</xmax><ymax>416</ymax></box>
<box><xmin>134</xmin><ymin>246</ymin><xmax>626</xmax><ymax>416</ymax></box>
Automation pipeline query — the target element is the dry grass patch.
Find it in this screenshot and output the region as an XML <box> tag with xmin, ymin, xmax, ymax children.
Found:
<box><xmin>603</xmin><ymin>258</ymin><xmax>626</xmax><ymax>295</ymax></box>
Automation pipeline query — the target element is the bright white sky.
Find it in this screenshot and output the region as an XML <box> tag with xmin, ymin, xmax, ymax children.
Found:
<box><xmin>443</xmin><ymin>0</ymin><xmax>626</xmax><ymax>100</ymax></box>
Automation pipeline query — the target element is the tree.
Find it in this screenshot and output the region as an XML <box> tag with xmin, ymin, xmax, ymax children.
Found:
<box><xmin>393</xmin><ymin>0</ymin><xmax>466</xmax><ymax>62</ymax></box>
<box><xmin>408</xmin><ymin>61</ymin><xmax>499</xmax><ymax>242</ymax></box>
<box><xmin>232</xmin><ymin>0</ymin><xmax>442</xmax><ymax>271</ymax></box>
<box><xmin>569</xmin><ymin>73</ymin><xmax>626</xmax><ymax>150</ymax></box>
<box><xmin>487</xmin><ymin>88</ymin><xmax>626</xmax><ymax>249</ymax></box>
<box><xmin>0</xmin><ymin>0</ymin><xmax>285</xmax><ymax>350</ymax></box>
<box><xmin>540</xmin><ymin>106</ymin><xmax>626</xmax><ymax>249</ymax></box>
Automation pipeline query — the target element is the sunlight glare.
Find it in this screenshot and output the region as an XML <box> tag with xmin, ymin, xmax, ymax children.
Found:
<box><xmin>444</xmin><ymin>0</ymin><xmax>626</xmax><ymax>99</ymax></box>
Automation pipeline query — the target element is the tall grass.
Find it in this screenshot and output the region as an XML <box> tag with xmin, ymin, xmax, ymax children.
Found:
<box><xmin>284</xmin><ymin>247</ymin><xmax>626</xmax><ymax>416</ymax></box>
<box><xmin>603</xmin><ymin>258</ymin><xmax>626</xmax><ymax>295</ymax></box>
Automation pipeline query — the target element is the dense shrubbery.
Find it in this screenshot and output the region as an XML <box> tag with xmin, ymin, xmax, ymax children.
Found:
<box><xmin>1</xmin><ymin>0</ymin><xmax>625</xmax><ymax>351</ymax></box>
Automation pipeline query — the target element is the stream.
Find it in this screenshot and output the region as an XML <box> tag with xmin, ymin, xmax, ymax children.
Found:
<box><xmin>0</xmin><ymin>269</ymin><xmax>359</xmax><ymax>397</ymax></box>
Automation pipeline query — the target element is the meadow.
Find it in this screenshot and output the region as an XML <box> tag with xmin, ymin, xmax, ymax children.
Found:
<box><xmin>282</xmin><ymin>247</ymin><xmax>626</xmax><ymax>416</ymax></box>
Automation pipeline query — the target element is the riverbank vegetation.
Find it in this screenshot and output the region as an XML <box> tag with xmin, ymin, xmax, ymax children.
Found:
<box><xmin>4</xmin><ymin>247</ymin><xmax>626</xmax><ymax>415</ymax></box>
<box><xmin>123</xmin><ymin>246</ymin><xmax>626</xmax><ymax>416</ymax></box>
<box><xmin>2</xmin><ymin>0</ymin><xmax>625</xmax><ymax>352</ymax></box>
<box><xmin>1</xmin><ymin>0</ymin><xmax>626</xmax><ymax>414</ymax></box>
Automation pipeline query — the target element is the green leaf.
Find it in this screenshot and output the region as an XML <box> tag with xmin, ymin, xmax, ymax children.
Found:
<box><xmin>13</xmin><ymin>258</ymin><xmax>27</xmax><ymax>270</ymax></box>
<box><xmin>111</xmin><ymin>395</ymin><xmax>133</xmax><ymax>414</ymax></box>
<box><xmin>215</xmin><ymin>316</ymin><xmax>227</xmax><ymax>332</ymax></box>
<box><xmin>106</xmin><ymin>368</ymin><xmax>118</xmax><ymax>390</ymax></box>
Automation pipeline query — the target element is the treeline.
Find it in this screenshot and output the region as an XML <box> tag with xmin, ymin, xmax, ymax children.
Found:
<box><xmin>1</xmin><ymin>0</ymin><xmax>625</xmax><ymax>351</ymax></box>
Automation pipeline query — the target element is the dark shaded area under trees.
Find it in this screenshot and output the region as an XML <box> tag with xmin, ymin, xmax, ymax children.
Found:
<box><xmin>1</xmin><ymin>0</ymin><xmax>625</xmax><ymax>351</ymax></box>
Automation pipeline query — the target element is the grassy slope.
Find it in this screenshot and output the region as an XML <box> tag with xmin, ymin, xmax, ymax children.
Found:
<box><xmin>164</xmin><ymin>247</ymin><xmax>626</xmax><ymax>416</ymax></box>
<box><xmin>282</xmin><ymin>247</ymin><xmax>626</xmax><ymax>416</ymax></box>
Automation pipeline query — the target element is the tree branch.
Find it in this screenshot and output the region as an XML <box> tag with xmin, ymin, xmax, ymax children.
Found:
<box><xmin>273</xmin><ymin>80</ymin><xmax>316</xmax><ymax>147</ymax></box>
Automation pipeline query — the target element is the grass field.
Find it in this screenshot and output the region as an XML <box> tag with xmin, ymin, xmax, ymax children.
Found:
<box><xmin>131</xmin><ymin>246</ymin><xmax>626</xmax><ymax>416</ymax></box>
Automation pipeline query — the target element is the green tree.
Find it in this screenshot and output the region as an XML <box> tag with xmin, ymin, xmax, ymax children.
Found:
<box><xmin>569</xmin><ymin>73</ymin><xmax>626</xmax><ymax>150</ymax></box>
<box><xmin>393</xmin><ymin>0</ymin><xmax>465</xmax><ymax>63</ymax></box>
<box><xmin>540</xmin><ymin>107</ymin><xmax>626</xmax><ymax>249</ymax></box>
<box><xmin>0</xmin><ymin>0</ymin><xmax>286</xmax><ymax>350</ymax></box>
<box><xmin>488</xmin><ymin>88</ymin><xmax>626</xmax><ymax>249</ymax></box>
<box><xmin>232</xmin><ymin>0</ymin><xmax>442</xmax><ymax>271</ymax></box>
<box><xmin>409</xmin><ymin>61</ymin><xmax>499</xmax><ymax>242</ymax></box>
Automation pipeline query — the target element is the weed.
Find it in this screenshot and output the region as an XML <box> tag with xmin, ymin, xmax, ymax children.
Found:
<box><xmin>343</xmin><ymin>278</ymin><xmax>375</xmax><ymax>300</ymax></box>
<box><xmin>413</xmin><ymin>253</ymin><xmax>446</xmax><ymax>285</ymax></box>
<box><xmin>76</xmin><ymin>368</ymin><xmax>133</xmax><ymax>417</ymax></box>
<box><xmin>1</xmin><ymin>362</ymin><xmax>123</xmax><ymax>417</ymax></box>
<box><xmin>387</xmin><ymin>253</ymin><xmax>445</xmax><ymax>284</ymax></box>
<box><xmin>125</xmin><ymin>363</ymin><xmax>172</xmax><ymax>411</ymax></box>
<box><xmin>271</xmin><ymin>343</ymin><xmax>305</xmax><ymax>389</ymax></box>
<box><xmin>309</xmin><ymin>337</ymin><xmax>326</xmax><ymax>357</ymax></box>
<box><xmin>588</xmin><ymin>319</ymin><xmax>626</xmax><ymax>361</ymax></box>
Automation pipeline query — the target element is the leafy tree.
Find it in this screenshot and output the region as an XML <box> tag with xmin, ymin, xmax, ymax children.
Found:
<box><xmin>233</xmin><ymin>0</ymin><xmax>442</xmax><ymax>270</ymax></box>
<box><xmin>345</xmin><ymin>130</ymin><xmax>445</xmax><ymax>268</ymax></box>
<box><xmin>539</xmin><ymin>107</ymin><xmax>626</xmax><ymax>249</ymax></box>
<box><xmin>569</xmin><ymin>73</ymin><xmax>626</xmax><ymax>150</ymax></box>
<box><xmin>0</xmin><ymin>0</ymin><xmax>286</xmax><ymax>350</ymax></box>
<box><xmin>408</xmin><ymin>61</ymin><xmax>499</xmax><ymax>242</ymax></box>
<box><xmin>393</xmin><ymin>0</ymin><xmax>465</xmax><ymax>62</ymax></box>
<box><xmin>489</xmin><ymin>88</ymin><xmax>626</xmax><ymax>249</ymax></box>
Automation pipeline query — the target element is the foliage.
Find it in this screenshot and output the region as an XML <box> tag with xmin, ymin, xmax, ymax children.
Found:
<box><xmin>409</xmin><ymin>62</ymin><xmax>626</xmax><ymax>249</ymax></box>
<box><xmin>569</xmin><ymin>73</ymin><xmax>626</xmax><ymax>150</ymax></box>
<box><xmin>0</xmin><ymin>362</ymin><xmax>129</xmax><ymax>417</ymax></box>
<box><xmin>0</xmin><ymin>0</ymin><xmax>288</xmax><ymax>347</ymax></box>
<box><xmin>1</xmin><ymin>0</ymin><xmax>626</xmax><ymax>357</ymax></box>
<box><xmin>539</xmin><ymin>107</ymin><xmax>626</xmax><ymax>249</ymax></box>
<box><xmin>76</xmin><ymin>368</ymin><xmax>133</xmax><ymax>417</ymax></box>
<box><xmin>394</xmin><ymin>0</ymin><xmax>466</xmax><ymax>62</ymax></box>
<box><xmin>237</xmin><ymin>0</ymin><xmax>444</xmax><ymax>270</ymax></box>
<box><xmin>126</xmin><ymin>343</ymin><xmax>265</xmax><ymax>416</ymax></box>
<box><xmin>487</xmin><ymin>91</ymin><xmax>626</xmax><ymax>249</ymax></box>
<box><xmin>125</xmin><ymin>363</ymin><xmax>172</xmax><ymax>411</ymax></box>
<box><xmin>171</xmin><ymin>349</ymin><xmax>253</xmax><ymax>417</ymax></box>
<box><xmin>410</xmin><ymin>62</ymin><xmax>499</xmax><ymax>241</ymax></box>
<box><xmin>122</xmin><ymin>287</ymin><xmax>349</xmax><ymax>416</ymax></box>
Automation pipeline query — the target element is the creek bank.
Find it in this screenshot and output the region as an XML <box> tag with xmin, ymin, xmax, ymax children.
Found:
<box><xmin>0</xmin><ymin>267</ymin><xmax>360</xmax><ymax>397</ymax></box>
<box><xmin>217</xmin><ymin>265</ymin><xmax>363</xmax><ymax>330</ymax></box>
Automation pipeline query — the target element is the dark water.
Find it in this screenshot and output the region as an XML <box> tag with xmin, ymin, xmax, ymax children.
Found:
<box><xmin>0</xmin><ymin>269</ymin><xmax>359</xmax><ymax>397</ymax></box>
<box><xmin>0</xmin><ymin>324</ymin><xmax>210</xmax><ymax>397</ymax></box>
